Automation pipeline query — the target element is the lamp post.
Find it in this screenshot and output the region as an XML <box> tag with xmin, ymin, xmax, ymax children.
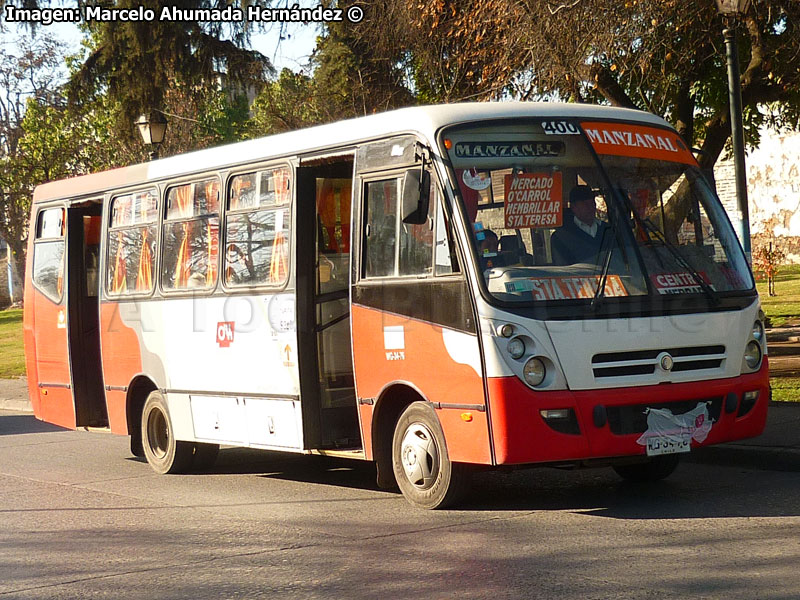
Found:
<box><xmin>136</xmin><ymin>111</ymin><xmax>168</xmax><ymax>160</ymax></box>
<box><xmin>716</xmin><ymin>0</ymin><xmax>752</xmax><ymax>261</ymax></box>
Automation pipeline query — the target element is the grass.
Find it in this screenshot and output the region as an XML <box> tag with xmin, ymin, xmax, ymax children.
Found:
<box><xmin>0</xmin><ymin>309</ymin><xmax>24</xmax><ymax>378</ymax></box>
<box><xmin>770</xmin><ymin>377</ymin><xmax>800</xmax><ymax>403</ymax></box>
<box><xmin>756</xmin><ymin>264</ymin><xmax>800</xmax><ymax>327</ymax></box>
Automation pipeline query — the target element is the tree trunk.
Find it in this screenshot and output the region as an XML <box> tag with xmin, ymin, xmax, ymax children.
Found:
<box><xmin>6</xmin><ymin>239</ymin><xmax>27</xmax><ymax>304</ymax></box>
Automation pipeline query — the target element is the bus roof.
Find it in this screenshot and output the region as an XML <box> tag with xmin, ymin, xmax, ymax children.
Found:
<box><xmin>33</xmin><ymin>102</ymin><xmax>669</xmax><ymax>204</ymax></box>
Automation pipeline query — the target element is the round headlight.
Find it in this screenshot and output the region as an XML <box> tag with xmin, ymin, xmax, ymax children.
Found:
<box><xmin>523</xmin><ymin>357</ymin><xmax>546</xmax><ymax>387</ymax></box>
<box><xmin>752</xmin><ymin>321</ymin><xmax>764</xmax><ymax>343</ymax></box>
<box><xmin>744</xmin><ymin>340</ymin><xmax>762</xmax><ymax>369</ymax></box>
<box><xmin>507</xmin><ymin>337</ymin><xmax>525</xmax><ymax>359</ymax></box>
<box><xmin>500</xmin><ymin>324</ymin><xmax>515</xmax><ymax>338</ymax></box>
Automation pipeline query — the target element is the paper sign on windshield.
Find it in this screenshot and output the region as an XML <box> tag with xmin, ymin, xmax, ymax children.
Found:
<box><xmin>504</xmin><ymin>275</ymin><xmax>628</xmax><ymax>301</ymax></box>
<box><xmin>504</xmin><ymin>172</ymin><xmax>562</xmax><ymax>229</ymax></box>
<box><xmin>581</xmin><ymin>122</ymin><xmax>696</xmax><ymax>166</ymax></box>
<box><xmin>651</xmin><ymin>271</ymin><xmax>714</xmax><ymax>295</ymax></box>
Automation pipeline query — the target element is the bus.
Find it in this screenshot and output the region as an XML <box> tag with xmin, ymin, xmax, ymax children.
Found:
<box><xmin>23</xmin><ymin>103</ymin><xmax>769</xmax><ymax>509</ymax></box>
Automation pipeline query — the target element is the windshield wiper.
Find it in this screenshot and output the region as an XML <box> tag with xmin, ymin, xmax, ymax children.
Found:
<box><xmin>614</xmin><ymin>189</ymin><xmax>719</xmax><ymax>305</ymax></box>
<box><xmin>591</xmin><ymin>225</ymin><xmax>615</xmax><ymax>311</ymax></box>
<box><xmin>641</xmin><ymin>218</ymin><xmax>719</xmax><ymax>305</ymax></box>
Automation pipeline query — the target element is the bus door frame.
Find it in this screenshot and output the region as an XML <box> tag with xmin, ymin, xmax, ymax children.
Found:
<box><xmin>65</xmin><ymin>199</ymin><xmax>107</xmax><ymax>427</ymax></box>
<box><xmin>295</xmin><ymin>150</ymin><xmax>360</xmax><ymax>450</ymax></box>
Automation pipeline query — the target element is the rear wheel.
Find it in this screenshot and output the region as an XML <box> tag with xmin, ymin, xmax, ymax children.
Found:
<box><xmin>613</xmin><ymin>454</ymin><xmax>680</xmax><ymax>482</ymax></box>
<box><xmin>392</xmin><ymin>402</ymin><xmax>470</xmax><ymax>509</ymax></box>
<box><xmin>130</xmin><ymin>432</ymin><xmax>145</xmax><ymax>458</ymax></box>
<box><xmin>141</xmin><ymin>391</ymin><xmax>193</xmax><ymax>474</ymax></box>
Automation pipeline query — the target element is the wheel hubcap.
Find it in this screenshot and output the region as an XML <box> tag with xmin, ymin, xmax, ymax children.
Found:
<box><xmin>146</xmin><ymin>408</ymin><xmax>169</xmax><ymax>459</ymax></box>
<box><xmin>400</xmin><ymin>422</ymin><xmax>439</xmax><ymax>490</ymax></box>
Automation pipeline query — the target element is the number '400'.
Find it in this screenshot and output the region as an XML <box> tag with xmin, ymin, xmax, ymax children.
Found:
<box><xmin>542</xmin><ymin>121</ymin><xmax>580</xmax><ymax>135</ymax></box>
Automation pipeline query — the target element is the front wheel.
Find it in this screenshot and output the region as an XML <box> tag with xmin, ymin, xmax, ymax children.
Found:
<box><xmin>392</xmin><ymin>402</ymin><xmax>471</xmax><ymax>509</ymax></box>
<box><xmin>141</xmin><ymin>391</ymin><xmax>194</xmax><ymax>474</ymax></box>
<box><xmin>613</xmin><ymin>454</ymin><xmax>680</xmax><ymax>482</ymax></box>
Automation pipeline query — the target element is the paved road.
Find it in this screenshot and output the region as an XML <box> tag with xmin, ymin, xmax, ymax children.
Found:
<box><xmin>3</xmin><ymin>409</ymin><xmax>800</xmax><ymax>599</ymax></box>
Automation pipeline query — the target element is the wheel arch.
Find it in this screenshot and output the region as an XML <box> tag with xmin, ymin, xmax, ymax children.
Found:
<box><xmin>126</xmin><ymin>374</ymin><xmax>158</xmax><ymax>436</ymax></box>
<box><xmin>371</xmin><ymin>382</ymin><xmax>430</xmax><ymax>489</ymax></box>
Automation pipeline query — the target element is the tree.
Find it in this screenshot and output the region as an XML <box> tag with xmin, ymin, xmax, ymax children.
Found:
<box><xmin>352</xmin><ymin>0</ymin><xmax>800</xmax><ymax>167</ymax></box>
<box><xmin>67</xmin><ymin>0</ymin><xmax>273</xmax><ymax>150</ymax></box>
<box><xmin>0</xmin><ymin>34</ymin><xmax>68</xmax><ymax>301</ymax></box>
<box><xmin>249</xmin><ymin>68</ymin><xmax>322</xmax><ymax>134</ymax></box>
<box><xmin>249</xmin><ymin>15</ymin><xmax>415</xmax><ymax>136</ymax></box>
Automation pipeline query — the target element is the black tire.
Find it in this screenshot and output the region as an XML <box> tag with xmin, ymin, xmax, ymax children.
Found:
<box><xmin>613</xmin><ymin>454</ymin><xmax>681</xmax><ymax>482</ymax></box>
<box><xmin>191</xmin><ymin>442</ymin><xmax>220</xmax><ymax>471</ymax></box>
<box><xmin>141</xmin><ymin>391</ymin><xmax>194</xmax><ymax>474</ymax></box>
<box><xmin>392</xmin><ymin>402</ymin><xmax>471</xmax><ymax>509</ymax></box>
<box><xmin>130</xmin><ymin>432</ymin><xmax>145</xmax><ymax>458</ymax></box>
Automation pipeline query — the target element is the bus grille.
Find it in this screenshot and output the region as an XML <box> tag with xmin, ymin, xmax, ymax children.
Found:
<box><xmin>606</xmin><ymin>398</ymin><xmax>723</xmax><ymax>435</ymax></box>
<box><xmin>591</xmin><ymin>345</ymin><xmax>726</xmax><ymax>379</ymax></box>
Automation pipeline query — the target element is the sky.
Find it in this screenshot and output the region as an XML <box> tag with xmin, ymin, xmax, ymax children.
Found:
<box><xmin>7</xmin><ymin>18</ymin><xmax>320</xmax><ymax>74</ymax></box>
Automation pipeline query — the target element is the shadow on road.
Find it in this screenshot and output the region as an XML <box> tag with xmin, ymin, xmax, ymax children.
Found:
<box><xmin>0</xmin><ymin>414</ymin><xmax>68</xmax><ymax>436</ymax></box>
<box><xmin>124</xmin><ymin>444</ymin><xmax>800</xmax><ymax>519</ymax></box>
<box><xmin>8</xmin><ymin>412</ymin><xmax>800</xmax><ymax>520</ymax></box>
<box><xmin>218</xmin><ymin>448</ymin><xmax>386</xmax><ymax>492</ymax></box>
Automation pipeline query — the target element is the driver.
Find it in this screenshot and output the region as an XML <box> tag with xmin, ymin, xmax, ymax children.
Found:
<box><xmin>551</xmin><ymin>185</ymin><xmax>609</xmax><ymax>265</ymax></box>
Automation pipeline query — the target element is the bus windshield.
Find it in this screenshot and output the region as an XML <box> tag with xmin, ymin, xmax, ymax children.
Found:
<box><xmin>443</xmin><ymin>119</ymin><xmax>753</xmax><ymax>304</ymax></box>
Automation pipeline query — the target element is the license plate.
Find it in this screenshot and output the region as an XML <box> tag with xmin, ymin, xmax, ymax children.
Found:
<box><xmin>645</xmin><ymin>436</ymin><xmax>691</xmax><ymax>457</ymax></box>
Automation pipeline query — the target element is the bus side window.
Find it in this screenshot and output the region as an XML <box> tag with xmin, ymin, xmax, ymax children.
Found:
<box><xmin>224</xmin><ymin>167</ymin><xmax>291</xmax><ymax>287</ymax></box>
<box><xmin>364</xmin><ymin>170</ymin><xmax>438</xmax><ymax>279</ymax></box>
<box><xmin>106</xmin><ymin>189</ymin><xmax>158</xmax><ymax>295</ymax></box>
<box><xmin>364</xmin><ymin>178</ymin><xmax>400</xmax><ymax>278</ymax></box>
<box><xmin>399</xmin><ymin>173</ymin><xmax>435</xmax><ymax>276</ymax></box>
<box><xmin>32</xmin><ymin>207</ymin><xmax>66</xmax><ymax>302</ymax></box>
<box><xmin>162</xmin><ymin>178</ymin><xmax>220</xmax><ymax>291</ymax></box>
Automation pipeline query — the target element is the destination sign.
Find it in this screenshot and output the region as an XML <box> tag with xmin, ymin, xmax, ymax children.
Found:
<box><xmin>454</xmin><ymin>141</ymin><xmax>565</xmax><ymax>159</ymax></box>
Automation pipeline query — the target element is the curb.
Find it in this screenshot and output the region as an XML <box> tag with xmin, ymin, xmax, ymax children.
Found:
<box><xmin>687</xmin><ymin>443</ymin><xmax>800</xmax><ymax>472</ymax></box>
<box><xmin>0</xmin><ymin>399</ymin><xmax>33</xmax><ymax>413</ymax></box>
<box><xmin>767</xmin><ymin>328</ymin><xmax>800</xmax><ymax>343</ymax></box>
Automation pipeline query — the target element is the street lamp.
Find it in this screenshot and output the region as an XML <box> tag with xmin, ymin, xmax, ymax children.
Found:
<box><xmin>716</xmin><ymin>0</ymin><xmax>752</xmax><ymax>261</ymax></box>
<box><xmin>136</xmin><ymin>111</ymin><xmax>168</xmax><ymax>160</ymax></box>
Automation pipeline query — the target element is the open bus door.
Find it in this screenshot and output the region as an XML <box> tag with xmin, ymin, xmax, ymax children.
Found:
<box><xmin>65</xmin><ymin>201</ymin><xmax>107</xmax><ymax>427</ymax></box>
<box><xmin>26</xmin><ymin>201</ymin><xmax>107</xmax><ymax>428</ymax></box>
<box><xmin>28</xmin><ymin>205</ymin><xmax>73</xmax><ymax>427</ymax></box>
<box><xmin>296</xmin><ymin>155</ymin><xmax>361</xmax><ymax>450</ymax></box>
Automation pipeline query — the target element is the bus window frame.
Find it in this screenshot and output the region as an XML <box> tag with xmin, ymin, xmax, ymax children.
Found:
<box><xmin>357</xmin><ymin>165</ymin><xmax>458</xmax><ymax>285</ymax></box>
<box><xmin>159</xmin><ymin>175</ymin><xmax>223</xmax><ymax>297</ymax></box>
<box><xmin>221</xmin><ymin>161</ymin><xmax>294</xmax><ymax>294</ymax></box>
<box><xmin>105</xmin><ymin>187</ymin><xmax>160</xmax><ymax>300</ymax></box>
<box><xmin>31</xmin><ymin>204</ymin><xmax>66</xmax><ymax>304</ymax></box>
<box><xmin>435</xmin><ymin>117</ymin><xmax>759</xmax><ymax>319</ymax></box>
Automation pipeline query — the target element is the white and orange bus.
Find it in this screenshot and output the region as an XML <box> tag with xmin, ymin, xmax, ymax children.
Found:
<box><xmin>24</xmin><ymin>103</ymin><xmax>768</xmax><ymax>508</ymax></box>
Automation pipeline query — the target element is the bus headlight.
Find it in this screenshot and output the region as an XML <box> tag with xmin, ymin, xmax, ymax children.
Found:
<box><xmin>744</xmin><ymin>341</ymin><xmax>762</xmax><ymax>369</ymax></box>
<box><xmin>523</xmin><ymin>357</ymin><xmax>546</xmax><ymax>387</ymax></box>
<box><xmin>507</xmin><ymin>337</ymin><xmax>525</xmax><ymax>359</ymax></box>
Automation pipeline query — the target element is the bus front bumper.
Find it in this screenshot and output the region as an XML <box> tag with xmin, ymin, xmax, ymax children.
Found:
<box><xmin>486</xmin><ymin>359</ymin><xmax>769</xmax><ymax>466</ymax></box>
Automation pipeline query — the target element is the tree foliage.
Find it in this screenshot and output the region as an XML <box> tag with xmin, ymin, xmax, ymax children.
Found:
<box><xmin>249</xmin><ymin>15</ymin><xmax>414</xmax><ymax>136</ymax></box>
<box><xmin>349</xmin><ymin>0</ymin><xmax>800</xmax><ymax>167</ymax></box>
<box><xmin>66</xmin><ymin>0</ymin><xmax>273</xmax><ymax>145</ymax></box>
<box><xmin>0</xmin><ymin>34</ymin><xmax>69</xmax><ymax>300</ymax></box>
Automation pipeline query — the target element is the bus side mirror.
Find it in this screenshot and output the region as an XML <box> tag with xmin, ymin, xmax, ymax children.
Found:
<box><xmin>401</xmin><ymin>168</ymin><xmax>430</xmax><ymax>225</ymax></box>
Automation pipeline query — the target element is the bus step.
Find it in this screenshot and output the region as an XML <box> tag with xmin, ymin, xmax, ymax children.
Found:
<box><xmin>80</xmin><ymin>426</ymin><xmax>112</xmax><ymax>433</ymax></box>
<box><xmin>311</xmin><ymin>448</ymin><xmax>366</xmax><ymax>460</ymax></box>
